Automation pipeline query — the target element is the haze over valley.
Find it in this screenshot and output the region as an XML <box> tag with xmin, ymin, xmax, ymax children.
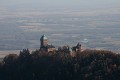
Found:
<box><xmin>0</xmin><ymin>0</ymin><xmax>120</xmax><ymax>52</ymax></box>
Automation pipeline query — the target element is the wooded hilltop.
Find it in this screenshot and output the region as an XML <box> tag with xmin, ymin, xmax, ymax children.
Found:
<box><xmin>0</xmin><ymin>49</ymin><xmax>120</xmax><ymax>80</ymax></box>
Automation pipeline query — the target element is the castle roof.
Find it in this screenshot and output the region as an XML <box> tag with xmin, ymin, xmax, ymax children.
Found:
<box><xmin>47</xmin><ymin>45</ymin><xmax>55</xmax><ymax>48</ymax></box>
<box><xmin>40</xmin><ymin>45</ymin><xmax>55</xmax><ymax>50</ymax></box>
<box><xmin>40</xmin><ymin>35</ymin><xmax>48</xmax><ymax>40</ymax></box>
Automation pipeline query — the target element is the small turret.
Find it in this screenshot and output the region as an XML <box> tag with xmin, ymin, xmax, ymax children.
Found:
<box><xmin>76</xmin><ymin>42</ymin><xmax>82</xmax><ymax>52</ymax></box>
<box><xmin>71</xmin><ymin>43</ymin><xmax>82</xmax><ymax>52</ymax></box>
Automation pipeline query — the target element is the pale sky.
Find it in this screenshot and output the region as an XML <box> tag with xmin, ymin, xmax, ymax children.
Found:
<box><xmin>0</xmin><ymin>0</ymin><xmax>120</xmax><ymax>10</ymax></box>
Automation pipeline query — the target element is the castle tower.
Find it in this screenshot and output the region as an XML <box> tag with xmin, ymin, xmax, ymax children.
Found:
<box><xmin>40</xmin><ymin>35</ymin><xmax>48</xmax><ymax>48</ymax></box>
<box><xmin>76</xmin><ymin>43</ymin><xmax>82</xmax><ymax>52</ymax></box>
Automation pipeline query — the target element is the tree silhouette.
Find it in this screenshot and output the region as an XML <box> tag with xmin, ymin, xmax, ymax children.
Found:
<box><xmin>0</xmin><ymin>49</ymin><xmax>120</xmax><ymax>80</ymax></box>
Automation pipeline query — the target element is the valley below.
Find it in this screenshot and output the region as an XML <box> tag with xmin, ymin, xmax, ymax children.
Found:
<box><xmin>0</xmin><ymin>8</ymin><xmax>120</xmax><ymax>53</ymax></box>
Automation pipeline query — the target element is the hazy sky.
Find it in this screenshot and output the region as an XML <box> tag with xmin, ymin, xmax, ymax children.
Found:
<box><xmin>0</xmin><ymin>0</ymin><xmax>120</xmax><ymax>10</ymax></box>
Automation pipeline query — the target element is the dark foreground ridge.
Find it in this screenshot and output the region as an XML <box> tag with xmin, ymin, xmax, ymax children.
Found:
<box><xmin>0</xmin><ymin>49</ymin><xmax>120</xmax><ymax>80</ymax></box>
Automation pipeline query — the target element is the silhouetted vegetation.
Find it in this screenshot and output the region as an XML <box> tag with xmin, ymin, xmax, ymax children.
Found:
<box><xmin>0</xmin><ymin>49</ymin><xmax>120</xmax><ymax>80</ymax></box>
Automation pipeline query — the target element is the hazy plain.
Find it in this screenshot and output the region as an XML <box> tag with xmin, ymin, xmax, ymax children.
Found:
<box><xmin>0</xmin><ymin>0</ymin><xmax>120</xmax><ymax>53</ymax></box>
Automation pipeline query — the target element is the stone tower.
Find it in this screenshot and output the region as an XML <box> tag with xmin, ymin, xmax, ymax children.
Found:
<box><xmin>40</xmin><ymin>35</ymin><xmax>48</xmax><ymax>48</ymax></box>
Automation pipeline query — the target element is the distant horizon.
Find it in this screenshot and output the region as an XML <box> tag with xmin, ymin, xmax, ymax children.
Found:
<box><xmin>0</xmin><ymin>0</ymin><xmax>120</xmax><ymax>11</ymax></box>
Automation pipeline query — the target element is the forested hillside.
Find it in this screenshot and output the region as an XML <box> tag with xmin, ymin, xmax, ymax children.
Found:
<box><xmin>0</xmin><ymin>49</ymin><xmax>120</xmax><ymax>80</ymax></box>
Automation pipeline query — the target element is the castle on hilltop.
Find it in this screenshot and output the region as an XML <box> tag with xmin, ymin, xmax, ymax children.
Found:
<box><xmin>40</xmin><ymin>35</ymin><xmax>83</xmax><ymax>53</ymax></box>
